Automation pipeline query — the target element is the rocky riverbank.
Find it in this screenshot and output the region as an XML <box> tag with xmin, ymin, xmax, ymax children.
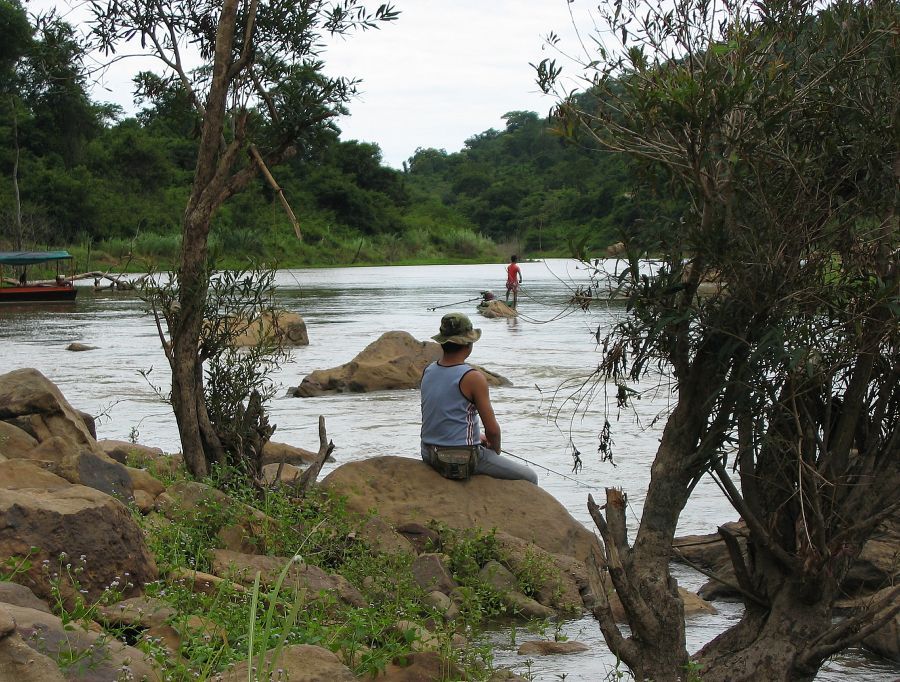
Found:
<box><xmin>1</xmin><ymin>367</ymin><xmax>896</xmax><ymax>680</ymax></box>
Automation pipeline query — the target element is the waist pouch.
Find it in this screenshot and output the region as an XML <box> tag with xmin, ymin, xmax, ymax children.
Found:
<box><xmin>428</xmin><ymin>445</ymin><xmax>480</xmax><ymax>480</ymax></box>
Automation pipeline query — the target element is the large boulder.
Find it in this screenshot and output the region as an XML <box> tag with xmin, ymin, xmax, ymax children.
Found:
<box><xmin>0</xmin><ymin>369</ymin><xmax>99</xmax><ymax>454</ymax></box>
<box><xmin>1</xmin><ymin>602</ymin><xmax>160</xmax><ymax>681</ymax></box>
<box><xmin>860</xmin><ymin>587</ymin><xmax>900</xmax><ymax>662</ymax></box>
<box><xmin>321</xmin><ymin>456</ymin><xmax>600</xmax><ymax>565</ymax></box>
<box><xmin>0</xmin><ymin>486</ymin><xmax>157</xmax><ymax>607</ymax></box>
<box><xmin>232</xmin><ymin>311</ymin><xmax>309</xmax><ymax>347</ymax></box>
<box><xmin>677</xmin><ymin>518</ymin><xmax>900</xmax><ymax>603</ymax></box>
<box><xmin>291</xmin><ymin>331</ymin><xmax>509</xmax><ymax>397</ymax></box>
<box><xmin>0</xmin><ymin>421</ymin><xmax>38</xmax><ymax>459</ymax></box>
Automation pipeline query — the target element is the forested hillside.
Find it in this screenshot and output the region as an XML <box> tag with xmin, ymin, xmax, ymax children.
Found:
<box><xmin>0</xmin><ymin>1</ymin><xmax>651</xmax><ymax>268</ymax></box>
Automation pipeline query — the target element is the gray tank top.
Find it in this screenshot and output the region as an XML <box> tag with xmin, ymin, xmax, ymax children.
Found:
<box><xmin>420</xmin><ymin>362</ymin><xmax>480</xmax><ymax>446</ymax></box>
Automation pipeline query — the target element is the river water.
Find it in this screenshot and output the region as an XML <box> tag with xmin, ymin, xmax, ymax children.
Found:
<box><xmin>1</xmin><ymin>260</ymin><xmax>895</xmax><ymax>681</ymax></box>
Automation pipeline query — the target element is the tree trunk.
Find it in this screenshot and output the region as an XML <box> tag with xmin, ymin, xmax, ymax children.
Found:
<box><xmin>695</xmin><ymin>578</ymin><xmax>834</xmax><ymax>681</ymax></box>
<box><xmin>624</xmin><ymin>433</ymin><xmax>694</xmax><ymax>681</ymax></box>
<box><xmin>11</xmin><ymin>97</ymin><xmax>23</xmax><ymax>251</ymax></box>
<box><xmin>168</xmin><ymin>0</ymin><xmax>239</xmax><ymax>479</ymax></box>
<box><xmin>592</xmin><ymin>397</ymin><xmax>708</xmax><ymax>680</ymax></box>
<box><xmin>170</xmin><ymin>209</ymin><xmax>213</xmax><ymax>478</ymax></box>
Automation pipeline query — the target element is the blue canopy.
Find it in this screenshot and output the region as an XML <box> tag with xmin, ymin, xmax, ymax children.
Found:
<box><xmin>0</xmin><ymin>251</ymin><xmax>73</xmax><ymax>266</ymax></box>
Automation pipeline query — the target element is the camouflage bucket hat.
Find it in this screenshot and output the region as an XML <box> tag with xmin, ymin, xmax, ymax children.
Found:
<box><xmin>432</xmin><ymin>312</ymin><xmax>482</xmax><ymax>345</ymax></box>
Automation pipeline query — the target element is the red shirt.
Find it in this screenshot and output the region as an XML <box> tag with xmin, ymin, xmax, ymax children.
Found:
<box><xmin>506</xmin><ymin>262</ymin><xmax>521</xmax><ymax>286</ymax></box>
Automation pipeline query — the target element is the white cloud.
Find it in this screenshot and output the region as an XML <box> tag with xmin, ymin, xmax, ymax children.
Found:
<box><xmin>324</xmin><ymin>0</ymin><xmax>578</xmax><ymax>167</ymax></box>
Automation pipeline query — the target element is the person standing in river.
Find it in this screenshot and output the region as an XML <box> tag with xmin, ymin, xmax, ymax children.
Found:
<box><xmin>420</xmin><ymin>312</ymin><xmax>537</xmax><ymax>483</ymax></box>
<box><xmin>505</xmin><ymin>255</ymin><xmax>522</xmax><ymax>308</ymax></box>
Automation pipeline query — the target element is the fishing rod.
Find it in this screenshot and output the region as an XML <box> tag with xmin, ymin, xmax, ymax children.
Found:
<box><xmin>427</xmin><ymin>296</ymin><xmax>482</xmax><ymax>312</ymax></box>
<box><xmin>500</xmin><ymin>448</ymin><xmax>595</xmax><ymax>489</ymax></box>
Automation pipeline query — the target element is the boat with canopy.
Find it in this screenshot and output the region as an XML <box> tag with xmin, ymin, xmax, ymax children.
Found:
<box><xmin>0</xmin><ymin>251</ymin><xmax>78</xmax><ymax>303</ymax></box>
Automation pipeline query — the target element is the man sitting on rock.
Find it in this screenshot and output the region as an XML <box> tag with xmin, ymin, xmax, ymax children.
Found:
<box><xmin>420</xmin><ymin>312</ymin><xmax>537</xmax><ymax>484</ymax></box>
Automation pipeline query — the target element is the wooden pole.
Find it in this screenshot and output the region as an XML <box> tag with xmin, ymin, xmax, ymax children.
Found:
<box><xmin>249</xmin><ymin>144</ymin><xmax>301</xmax><ymax>240</ymax></box>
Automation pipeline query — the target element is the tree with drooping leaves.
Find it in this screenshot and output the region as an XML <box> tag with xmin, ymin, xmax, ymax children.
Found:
<box><xmin>537</xmin><ymin>0</ymin><xmax>898</xmax><ymax>679</ymax></box>
<box><xmin>88</xmin><ymin>0</ymin><xmax>398</xmax><ymax>478</ymax></box>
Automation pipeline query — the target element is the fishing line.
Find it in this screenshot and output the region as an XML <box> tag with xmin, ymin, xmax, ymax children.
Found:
<box><xmin>500</xmin><ymin>448</ymin><xmax>596</xmax><ymax>489</ymax></box>
<box><xmin>517</xmin><ymin>285</ymin><xmax>570</xmax><ymax>308</ymax></box>
<box><xmin>512</xmin><ymin>305</ymin><xmax>582</xmax><ymax>325</ymax></box>
<box><xmin>427</xmin><ymin>296</ymin><xmax>482</xmax><ymax>311</ymax></box>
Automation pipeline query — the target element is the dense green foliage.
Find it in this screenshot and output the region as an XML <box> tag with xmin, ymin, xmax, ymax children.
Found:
<box><xmin>405</xmin><ymin>110</ymin><xmax>675</xmax><ymax>256</ymax></box>
<box><xmin>0</xmin><ymin>1</ymin><xmax>655</xmax><ymax>268</ymax></box>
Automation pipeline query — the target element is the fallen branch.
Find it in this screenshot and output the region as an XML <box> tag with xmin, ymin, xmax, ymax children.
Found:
<box><xmin>294</xmin><ymin>415</ymin><xmax>333</xmax><ymax>493</ymax></box>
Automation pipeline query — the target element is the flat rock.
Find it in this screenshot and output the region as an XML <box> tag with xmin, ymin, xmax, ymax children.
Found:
<box><xmin>55</xmin><ymin>450</ymin><xmax>134</xmax><ymax>500</ymax></box>
<box><xmin>0</xmin><ymin>582</ymin><xmax>51</xmax><ymax>613</ymax></box>
<box><xmin>209</xmin><ymin>549</ymin><xmax>366</xmax><ymax>608</ymax></box>
<box><xmin>377</xmin><ymin>651</ymin><xmax>464</xmax><ymax>681</ymax></box>
<box><xmin>0</xmin><ymin>459</ymin><xmax>71</xmax><ymax>490</ymax></box>
<box><xmin>321</xmin><ymin>456</ymin><xmax>601</xmax><ymax>564</ymax></box>
<box><xmin>168</xmin><ymin>568</ymin><xmax>247</xmax><ymax>596</ymax></box>
<box><xmin>97</xmin><ymin>439</ymin><xmax>166</xmax><ymax>465</ymax></box>
<box><xmin>65</xmin><ymin>343</ymin><xmax>97</xmax><ymax>352</ymax></box>
<box><xmin>98</xmin><ymin>596</ymin><xmax>176</xmax><ymax>629</ymax></box>
<box><xmin>217</xmin><ymin>643</ymin><xmax>355</xmax><ymax>681</ymax></box>
<box><xmin>517</xmin><ymin>640</ymin><xmax>590</xmax><ymax>655</ymax></box>
<box><xmin>0</xmin><ymin>628</ymin><xmax>67</xmax><ymax>681</ymax></box>
<box><xmin>260</xmin><ymin>439</ymin><xmax>322</xmax><ymax>466</ymax></box>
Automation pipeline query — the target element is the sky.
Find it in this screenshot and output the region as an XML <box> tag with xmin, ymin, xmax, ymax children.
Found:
<box><xmin>38</xmin><ymin>0</ymin><xmax>587</xmax><ymax>169</ymax></box>
<box><xmin>320</xmin><ymin>1</ymin><xmax>583</xmax><ymax>168</ymax></box>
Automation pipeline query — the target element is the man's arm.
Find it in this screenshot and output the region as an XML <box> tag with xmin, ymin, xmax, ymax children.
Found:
<box><xmin>461</xmin><ymin>369</ymin><xmax>501</xmax><ymax>453</ymax></box>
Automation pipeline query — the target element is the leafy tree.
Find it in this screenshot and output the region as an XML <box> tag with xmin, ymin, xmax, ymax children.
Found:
<box><xmin>406</xmin><ymin>146</ymin><xmax>449</xmax><ymax>175</ymax></box>
<box><xmin>89</xmin><ymin>0</ymin><xmax>398</xmax><ymax>478</ymax></box>
<box><xmin>143</xmin><ymin>265</ymin><xmax>290</xmax><ymax>481</ymax></box>
<box><xmin>537</xmin><ymin>0</ymin><xmax>899</xmax><ymax>680</ymax></box>
<box><xmin>19</xmin><ymin>14</ymin><xmax>97</xmax><ymax>167</ymax></box>
<box><xmin>0</xmin><ymin>0</ymin><xmax>32</xmax><ymax>249</ymax></box>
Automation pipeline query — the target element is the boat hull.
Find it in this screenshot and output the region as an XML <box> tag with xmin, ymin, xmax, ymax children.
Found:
<box><xmin>0</xmin><ymin>285</ymin><xmax>78</xmax><ymax>303</ymax></box>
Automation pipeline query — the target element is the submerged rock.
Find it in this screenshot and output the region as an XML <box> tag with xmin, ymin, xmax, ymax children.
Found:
<box><xmin>517</xmin><ymin>639</ymin><xmax>590</xmax><ymax>655</ymax></box>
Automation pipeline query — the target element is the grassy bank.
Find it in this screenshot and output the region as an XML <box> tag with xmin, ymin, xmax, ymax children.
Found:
<box><xmin>1</xmin><ymin>459</ymin><xmax>565</xmax><ymax>680</ymax></box>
